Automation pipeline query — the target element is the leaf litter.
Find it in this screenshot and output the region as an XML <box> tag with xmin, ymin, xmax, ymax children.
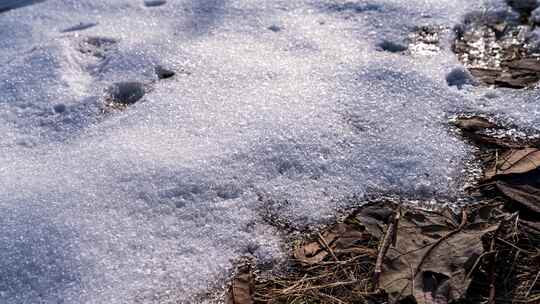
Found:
<box><xmin>224</xmin><ymin>117</ymin><xmax>540</xmax><ymax>304</ymax></box>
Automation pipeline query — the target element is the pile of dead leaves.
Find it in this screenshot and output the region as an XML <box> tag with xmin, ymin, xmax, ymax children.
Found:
<box><xmin>225</xmin><ymin>117</ymin><xmax>539</xmax><ymax>304</ymax></box>
<box><xmin>454</xmin><ymin>116</ymin><xmax>540</xmax><ymax>224</ymax></box>
<box><xmin>454</xmin><ymin>116</ymin><xmax>540</xmax><ymax>303</ymax></box>
<box><xmin>227</xmin><ymin>199</ymin><xmax>538</xmax><ymax>304</ymax></box>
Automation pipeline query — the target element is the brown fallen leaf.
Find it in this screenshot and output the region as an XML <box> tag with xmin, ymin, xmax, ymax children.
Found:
<box><xmin>453</xmin><ymin>116</ymin><xmax>496</xmax><ymax>132</ymax></box>
<box><xmin>461</xmin><ymin>52</ymin><xmax>540</xmax><ymax>88</ymax></box>
<box><xmin>469</xmin><ymin>68</ymin><xmax>501</xmax><ymax>86</ymax></box>
<box><xmin>495</xmin><ymin>69</ymin><xmax>540</xmax><ymax>88</ymax></box>
<box><xmin>331</xmin><ymin>223</ymin><xmax>373</xmax><ymax>253</ymax></box>
<box><xmin>353</xmin><ymin>201</ymin><xmax>399</xmax><ymax>239</ymax></box>
<box><xmin>452</xmin><ymin>117</ymin><xmax>521</xmax><ymax>148</ymax></box>
<box><xmin>226</xmin><ymin>266</ymin><xmax>254</xmax><ymax>304</ymax></box>
<box><xmin>494</xmin><ymin>173</ymin><xmax>540</xmax><ymax>217</ymax></box>
<box><xmin>294</xmin><ymin>229</ymin><xmax>338</xmax><ymax>265</ymax></box>
<box><xmin>503</xmin><ymin>57</ymin><xmax>540</xmax><ymax>72</ymax></box>
<box><xmin>294</xmin><ymin>223</ymin><xmax>371</xmax><ymax>265</ymax></box>
<box><xmin>485</xmin><ymin>148</ymin><xmax>540</xmax><ymax>180</ymax></box>
<box><xmin>379</xmin><ymin>207</ymin><xmax>500</xmax><ymax>304</ymax></box>
<box><xmin>476</xmin><ymin>145</ymin><xmax>540</xmax><ymax>220</ymax></box>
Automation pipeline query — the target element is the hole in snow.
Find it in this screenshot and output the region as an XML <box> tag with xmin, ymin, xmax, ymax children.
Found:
<box><xmin>268</xmin><ymin>25</ymin><xmax>282</xmax><ymax>32</ymax></box>
<box><xmin>104</xmin><ymin>82</ymin><xmax>146</xmax><ymax>106</ymax></box>
<box><xmin>53</xmin><ymin>103</ymin><xmax>67</xmax><ymax>113</ymax></box>
<box><xmin>376</xmin><ymin>40</ymin><xmax>408</xmax><ymax>53</ymax></box>
<box><xmin>144</xmin><ymin>0</ymin><xmax>166</xmax><ymax>7</ymax></box>
<box><xmin>446</xmin><ymin>67</ymin><xmax>475</xmax><ymax>89</ymax></box>
<box><xmin>155</xmin><ymin>66</ymin><xmax>175</xmax><ymax>79</ymax></box>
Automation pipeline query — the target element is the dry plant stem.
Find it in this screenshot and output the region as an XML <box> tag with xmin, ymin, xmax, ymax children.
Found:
<box><xmin>466</xmin><ymin>251</ymin><xmax>493</xmax><ymax>281</ymax></box>
<box><xmin>374</xmin><ymin>210</ymin><xmax>400</xmax><ymax>289</ymax></box>
<box><xmin>488</xmin><ymin>224</ymin><xmax>503</xmax><ymax>304</ymax></box>
<box><xmin>317</xmin><ymin>232</ymin><xmax>355</xmax><ymax>281</ymax></box>
<box><xmin>318</xmin><ymin>292</ymin><xmax>348</xmax><ymax>304</ymax></box>
<box><xmin>284</xmin><ymin>280</ymin><xmax>358</xmax><ymax>293</ymax></box>
<box><xmin>281</xmin><ymin>275</ymin><xmax>308</xmax><ymax>294</ymax></box>
<box><xmin>494</xmin><ymin>149</ymin><xmax>499</xmax><ymax>176</ymax></box>
<box><xmin>526</xmin><ymin>271</ymin><xmax>540</xmax><ymax>298</ymax></box>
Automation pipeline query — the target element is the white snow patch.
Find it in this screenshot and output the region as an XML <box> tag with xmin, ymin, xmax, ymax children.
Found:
<box><xmin>3</xmin><ymin>0</ymin><xmax>532</xmax><ymax>303</ymax></box>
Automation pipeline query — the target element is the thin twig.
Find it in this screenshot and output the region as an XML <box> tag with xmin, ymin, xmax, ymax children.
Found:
<box><xmin>281</xmin><ymin>274</ymin><xmax>309</xmax><ymax>294</ymax></box>
<box><xmin>282</xmin><ymin>280</ymin><xmax>358</xmax><ymax>294</ymax></box>
<box><xmin>494</xmin><ymin>149</ymin><xmax>499</xmax><ymax>176</ymax></box>
<box><xmin>497</xmin><ymin>237</ymin><xmax>526</xmax><ymax>252</ymax></box>
<box><xmin>317</xmin><ymin>231</ymin><xmax>355</xmax><ymax>281</ymax></box>
<box><xmin>488</xmin><ymin>223</ymin><xmax>502</xmax><ymax>304</ymax></box>
<box><xmin>318</xmin><ymin>292</ymin><xmax>348</xmax><ymax>304</ymax></box>
<box><xmin>465</xmin><ymin>250</ymin><xmax>494</xmax><ymax>281</ymax></box>
<box><xmin>525</xmin><ymin>271</ymin><xmax>540</xmax><ymax>298</ymax></box>
<box><xmin>374</xmin><ymin>210</ymin><xmax>400</xmax><ymax>289</ymax></box>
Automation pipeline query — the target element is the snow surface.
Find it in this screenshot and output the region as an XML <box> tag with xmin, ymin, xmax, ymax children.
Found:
<box><xmin>3</xmin><ymin>0</ymin><xmax>538</xmax><ymax>303</ymax></box>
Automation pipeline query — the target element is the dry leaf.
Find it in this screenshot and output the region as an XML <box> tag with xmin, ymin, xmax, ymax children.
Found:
<box><xmin>453</xmin><ymin>116</ymin><xmax>496</xmax><ymax>132</ymax></box>
<box><xmin>294</xmin><ymin>223</ymin><xmax>372</xmax><ymax>265</ymax></box>
<box><xmin>294</xmin><ymin>229</ymin><xmax>337</xmax><ymax>265</ymax></box>
<box><xmin>379</xmin><ymin>208</ymin><xmax>499</xmax><ymax>304</ymax></box>
<box><xmin>494</xmin><ymin>170</ymin><xmax>540</xmax><ymax>217</ymax></box>
<box><xmin>485</xmin><ymin>148</ymin><xmax>540</xmax><ymax>180</ymax></box>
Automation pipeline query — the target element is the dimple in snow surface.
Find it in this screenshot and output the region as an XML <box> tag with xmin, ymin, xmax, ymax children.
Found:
<box><xmin>1</xmin><ymin>0</ymin><xmax>530</xmax><ymax>303</ymax></box>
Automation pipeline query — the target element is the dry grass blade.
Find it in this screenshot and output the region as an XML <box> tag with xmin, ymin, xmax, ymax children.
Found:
<box><xmin>526</xmin><ymin>271</ymin><xmax>540</xmax><ymax>298</ymax></box>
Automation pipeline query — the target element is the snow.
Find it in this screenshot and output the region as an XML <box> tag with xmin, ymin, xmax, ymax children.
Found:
<box><xmin>3</xmin><ymin>0</ymin><xmax>538</xmax><ymax>303</ymax></box>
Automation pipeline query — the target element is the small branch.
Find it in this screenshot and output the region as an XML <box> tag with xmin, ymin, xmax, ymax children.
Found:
<box><xmin>374</xmin><ymin>209</ymin><xmax>400</xmax><ymax>289</ymax></box>
<box><xmin>317</xmin><ymin>232</ymin><xmax>355</xmax><ymax>281</ymax></box>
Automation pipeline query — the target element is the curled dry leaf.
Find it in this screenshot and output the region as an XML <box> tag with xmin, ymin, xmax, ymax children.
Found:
<box><xmin>494</xmin><ymin>171</ymin><xmax>540</xmax><ymax>217</ymax></box>
<box><xmin>453</xmin><ymin>116</ymin><xmax>496</xmax><ymax>132</ymax></box>
<box><xmin>455</xmin><ymin>114</ymin><xmax>540</xmax><ymax>219</ymax></box>
<box><xmin>485</xmin><ymin>148</ymin><xmax>540</xmax><ymax>180</ymax></box>
<box><xmin>477</xmin><ymin>146</ymin><xmax>540</xmax><ymax>219</ymax></box>
<box><xmin>452</xmin><ymin>116</ymin><xmax>523</xmax><ymax>148</ymax></box>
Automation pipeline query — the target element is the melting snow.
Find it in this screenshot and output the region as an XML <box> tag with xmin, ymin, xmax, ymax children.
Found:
<box><xmin>3</xmin><ymin>0</ymin><xmax>539</xmax><ymax>303</ymax></box>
